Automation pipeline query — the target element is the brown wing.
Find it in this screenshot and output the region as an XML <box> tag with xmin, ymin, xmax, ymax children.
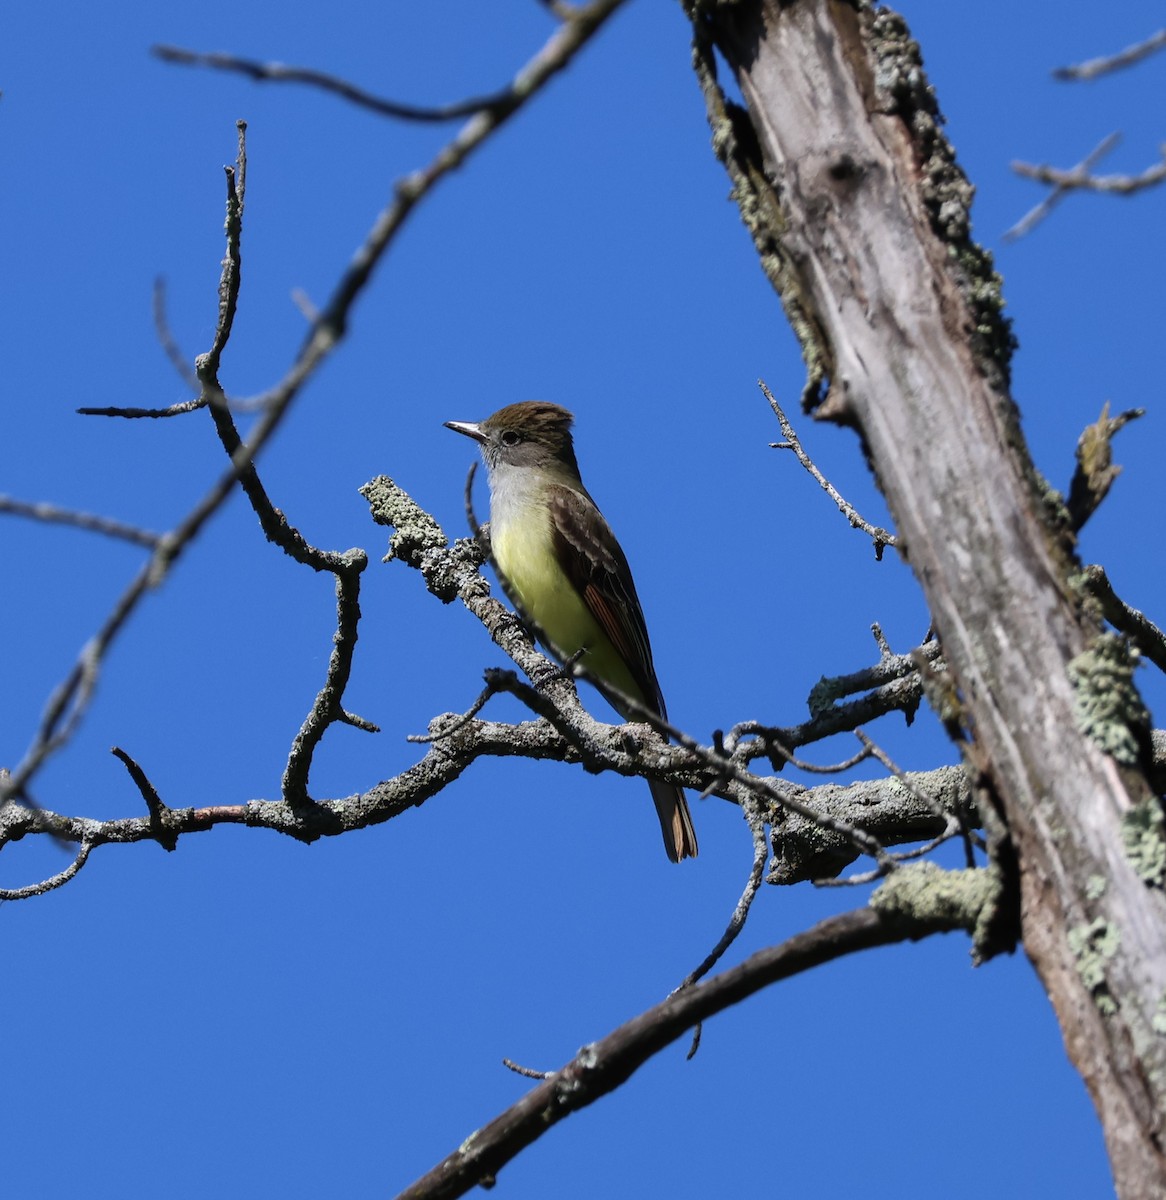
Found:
<box><xmin>549</xmin><ymin>484</ymin><xmax>698</xmax><ymax>861</ymax></box>
<box><xmin>547</xmin><ymin>483</ymin><xmax>667</xmax><ymax>719</ymax></box>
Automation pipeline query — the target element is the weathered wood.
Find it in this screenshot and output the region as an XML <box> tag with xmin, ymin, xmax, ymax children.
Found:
<box><xmin>692</xmin><ymin>2</ymin><xmax>1166</xmax><ymax>1193</ymax></box>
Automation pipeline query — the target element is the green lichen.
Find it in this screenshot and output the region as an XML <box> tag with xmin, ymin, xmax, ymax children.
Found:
<box><xmin>1084</xmin><ymin>874</ymin><xmax>1108</xmax><ymax>901</ymax></box>
<box><xmin>1068</xmin><ymin>918</ymin><xmax>1120</xmax><ymax>1016</ymax></box>
<box><xmin>1153</xmin><ymin>994</ymin><xmax>1166</xmax><ymax>1036</ymax></box>
<box><xmin>870</xmin><ymin>862</ymin><xmax>1001</xmax><ymax>960</ymax></box>
<box><xmin>1068</xmin><ymin>633</ymin><xmax>1150</xmax><ymax>766</ymax></box>
<box><xmin>360</xmin><ymin>475</ymin><xmax>448</xmax><ymax>566</ymax></box>
<box><xmin>1121</xmin><ymin>799</ymin><xmax>1166</xmax><ymax>887</ymax></box>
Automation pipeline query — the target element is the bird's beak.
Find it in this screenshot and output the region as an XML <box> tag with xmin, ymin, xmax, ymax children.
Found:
<box><xmin>444</xmin><ymin>420</ymin><xmax>486</xmax><ymax>444</ymax></box>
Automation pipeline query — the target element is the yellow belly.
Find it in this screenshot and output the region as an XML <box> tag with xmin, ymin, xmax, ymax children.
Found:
<box><xmin>491</xmin><ymin>512</ymin><xmax>644</xmax><ymax>707</ymax></box>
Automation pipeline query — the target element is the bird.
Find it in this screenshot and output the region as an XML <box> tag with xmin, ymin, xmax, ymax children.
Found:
<box><xmin>444</xmin><ymin>401</ymin><xmax>697</xmax><ymax>862</ymax></box>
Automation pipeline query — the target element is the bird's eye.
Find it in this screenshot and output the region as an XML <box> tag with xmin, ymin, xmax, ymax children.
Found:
<box><xmin>500</xmin><ymin>430</ymin><xmax>521</xmax><ymax>446</ymax></box>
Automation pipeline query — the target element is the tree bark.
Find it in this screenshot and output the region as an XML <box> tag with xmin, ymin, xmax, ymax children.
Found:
<box><xmin>689</xmin><ymin>1</ymin><xmax>1166</xmax><ymax>1194</ymax></box>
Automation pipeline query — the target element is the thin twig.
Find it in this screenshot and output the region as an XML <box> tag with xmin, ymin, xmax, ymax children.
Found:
<box><xmin>1053</xmin><ymin>29</ymin><xmax>1166</xmax><ymax>80</ymax></box>
<box><xmin>856</xmin><ymin>730</ymin><xmax>978</xmax><ymax>868</ymax></box>
<box><xmin>1012</xmin><ymin>147</ymin><xmax>1166</xmax><ymax>196</ymax></box>
<box><xmin>486</xmin><ymin>666</ymin><xmax>896</xmax><ymax>876</ymax></box>
<box><xmin>0</xmin><ymin>839</ymin><xmax>93</xmax><ymax>900</ymax></box>
<box><xmin>153</xmin><ymin>45</ymin><xmax>517</xmax><ymax>123</ymax></box>
<box><xmin>761</xmin><ymin>379</ymin><xmax>896</xmax><ymax>557</ymax></box>
<box><xmin>407</xmin><ymin>680</ymin><xmax>499</xmax><ymax>743</ymax></box>
<box><xmin>1006</xmin><ymin>132</ymin><xmax>1124</xmax><ymax>241</ymax></box>
<box><xmin>502</xmin><ymin>1059</ymin><xmax>552</xmax><ymax>1080</ymax></box>
<box><xmin>1083</xmin><ymin>564</ymin><xmax>1166</xmax><ymax>676</ymax></box>
<box><xmin>763</xmin><ymin>739</ymin><xmax>875</xmax><ymax>774</ymax></box>
<box><xmin>725</xmin><ymin>638</ymin><xmax>943</xmax><ymax>770</ymax></box>
<box><xmin>677</xmin><ymin>800</ymin><xmax>770</xmax><ymax>1057</ymax></box>
<box><xmin>0</xmin><ymin>496</ymin><xmax>161</xmax><ymax>548</ymax></box>
<box><xmin>153</xmin><ymin>277</ymin><xmax>201</xmax><ymax>393</ymax></box>
<box><xmin>78</xmin><ymin>397</ymin><xmax>209</xmax><ymax>419</ymax></box>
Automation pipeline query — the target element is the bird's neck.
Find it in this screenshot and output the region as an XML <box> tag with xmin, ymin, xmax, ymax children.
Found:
<box><xmin>488</xmin><ymin>463</ymin><xmax>582</xmax><ymax>533</ymax></box>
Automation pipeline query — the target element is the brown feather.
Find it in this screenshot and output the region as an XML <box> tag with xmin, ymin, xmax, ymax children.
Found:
<box><xmin>547</xmin><ymin>485</ymin><xmax>697</xmax><ymax>861</ymax></box>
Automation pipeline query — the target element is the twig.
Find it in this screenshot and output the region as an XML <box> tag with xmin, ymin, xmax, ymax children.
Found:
<box><xmin>392</xmin><ymin>905</ymin><xmax>964</xmax><ymax>1200</ymax></box>
<box><xmin>152</xmin><ymin>45</ymin><xmax>517</xmax><ymax>123</ymax></box>
<box><xmin>502</xmin><ymin>1059</ymin><xmax>552</xmax><ymax>1080</ymax></box>
<box><xmin>762</xmin><ymin>740</ymin><xmax>875</xmax><ymax>774</ymax></box>
<box><xmin>111</xmin><ymin>746</ymin><xmax>178</xmax><ymax>852</ymax></box>
<box><xmin>0</xmin><ymin>839</ymin><xmax>93</xmax><ymax>900</ymax></box>
<box><xmin>681</xmin><ymin>803</ymin><xmax>769</xmax><ymax>991</ymax></box>
<box><xmin>485</xmin><ymin>666</ymin><xmax>896</xmax><ymax>876</ymax></box>
<box><xmin>761</xmin><ymin>379</ymin><xmax>896</xmax><ymax>557</ymax></box>
<box><xmin>1012</xmin><ymin>148</ymin><xmax>1166</xmax><ymax>196</ymax></box>
<box><xmin>0</xmin><ymin>496</ymin><xmax>161</xmax><ymax>548</ymax></box>
<box><xmin>1006</xmin><ymin>131</ymin><xmax>1119</xmax><ymax>240</ymax></box>
<box><xmin>676</xmin><ymin>799</ymin><xmax>770</xmax><ymax>1057</ymax></box>
<box><xmin>78</xmin><ymin>397</ymin><xmax>208</xmax><ymax>419</ymax></box>
<box><xmin>855</xmin><ymin>730</ymin><xmax>979</xmax><ymax>868</ymax></box>
<box><xmin>726</xmin><ymin>638</ymin><xmax>943</xmax><ymax>769</ymax></box>
<box><xmin>1053</xmin><ymin>29</ymin><xmax>1166</xmax><ymax>81</ymax></box>
<box><xmin>407</xmin><ymin>680</ymin><xmax>499</xmax><ymax>743</ymax></box>
<box><xmin>152</xmin><ymin>277</ymin><xmax>201</xmax><ymax>393</ymax></box>
<box><xmin>280</xmin><ymin>552</ymin><xmax>371</xmax><ymax>803</ymax></box>
<box><xmin>1004</xmin><ymin>132</ymin><xmax>1165</xmax><ymax>240</ymax></box>
<box><xmin>1083</xmin><ymin>565</ymin><xmax>1166</xmax><ymax>676</ymax></box>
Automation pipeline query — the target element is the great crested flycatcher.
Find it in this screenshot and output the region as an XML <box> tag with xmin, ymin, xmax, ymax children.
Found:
<box><xmin>445</xmin><ymin>401</ymin><xmax>697</xmax><ymax>862</ymax></box>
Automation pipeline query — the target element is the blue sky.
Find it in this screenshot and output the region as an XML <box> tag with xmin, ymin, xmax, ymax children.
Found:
<box><xmin>3</xmin><ymin>2</ymin><xmax>1163</xmax><ymax>1196</ymax></box>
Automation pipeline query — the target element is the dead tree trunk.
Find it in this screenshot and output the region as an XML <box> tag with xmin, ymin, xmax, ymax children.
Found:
<box><xmin>687</xmin><ymin>2</ymin><xmax>1166</xmax><ymax>1194</ymax></box>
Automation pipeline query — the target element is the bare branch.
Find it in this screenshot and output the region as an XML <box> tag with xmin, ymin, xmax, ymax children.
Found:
<box><xmin>1013</xmin><ymin>148</ymin><xmax>1166</xmax><ymax>196</ymax></box>
<box><xmin>280</xmin><ymin>552</ymin><xmax>370</xmax><ymax>802</ymax></box>
<box><xmin>769</xmin><ymin>765</ymin><xmax>973</xmax><ymax>885</ymax></box>
<box><xmin>1007</xmin><ymin>133</ymin><xmax>1166</xmax><ymax>239</ymax></box>
<box><xmin>153</xmin><ymin>45</ymin><xmax>515</xmax><ymax>123</ymax></box>
<box><xmin>1005</xmin><ymin>131</ymin><xmax>1121</xmax><ymax>240</ymax></box>
<box><xmin>393</xmin><ymin>900</ymin><xmax>975</xmax><ymax>1200</ymax></box>
<box><xmin>0</xmin><ymin>496</ymin><xmax>161</xmax><ymax>548</ymax></box>
<box><xmin>111</xmin><ymin>746</ymin><xmax>178</xmax><ymax>852</ymax></box>
<box><xmin>1053</xmin><ymin>29</ymin><xmax>1166</xmax><ymax>81</ymax></box>
<box><xmin>152</xmin><ymin>277</ymin><xmax>201</xmax><ymax>394</ymax></box>
<box><xmin>726</xmin><ymin>638</ymin><xmax>942</xmax><ymax>771</ymax></box>
<box><xmin>77</xmin><ymin>397</ymin><xmax>208</xmax><ymax>419</ymax></box>
<box><xmin>761</xmin><ymin>379</ymin><xmax>896</xmax><ymax>557</ymax></box>
<box><xmin>26</xmin><ymin>0</ymin><xmax>622</xmax><ymax>812</ymax></box>
<box><xmin>0</xmin><ymin>838</ymin><xmax>93</xmax><ymax>900</ymax></box>
<box><xmin>1083</xmin><ymin>565</ymin><xmax>1166</xmax><ymax>677</ymax></box>
<box><xmin>676</xmin><ymin>800</ymin><xmax>769</xmax><ymax>1005</ymax></box>
<box><xmin>855</xmin><ymin>730</ymin><xmax>979</xmax><ymax>867</ymax></box>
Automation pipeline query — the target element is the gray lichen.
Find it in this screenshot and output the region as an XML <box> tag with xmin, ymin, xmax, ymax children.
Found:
<box><xmin>870</xmin><ymin>862</ymin><xmax>1002</xmax><ymax>960</ymax></box>
<box><xmin>1121</xmin><ymin>799</ymin><xmax>1166</xmax><ymax>887</ymax></box>
<box><xmin>1153</xmin><ymin>993</ymin><xmax>1166</xmax><ymax>1036</ymax></box>
<box><xmin>360</xmin><ymin>475</ymin><xmax>447</xmax><ymax>566</ymax></box>
<box><xmin>1067</xmin><ymin>917</ymin><xmax>1121</xmax><ymax>1016</ymax></box>
<box><xmin>1068</xmin><ymin>632</ymin><xmax>1150</xmax><ymax>766</ymax></box>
